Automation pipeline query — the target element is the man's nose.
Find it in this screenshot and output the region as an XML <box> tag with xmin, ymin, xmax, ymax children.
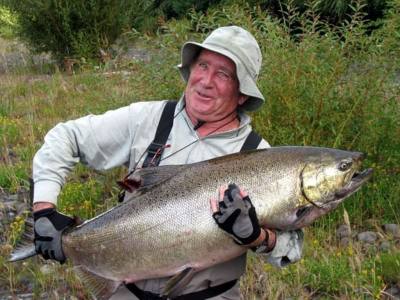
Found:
<box><xmin>200</xmin><ymin>70</ymin><xmax>213</xmax><ymax>88</ymax></box>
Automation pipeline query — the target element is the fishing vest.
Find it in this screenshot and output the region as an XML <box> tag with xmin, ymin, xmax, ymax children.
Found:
<box><xmin>118</xmin><ymin>101</ymin><xmax>262</xmax><ymax>202</ymax></box>
<box><xmin>142</xmin><ymin>101</ymin><xmax>262</xmax><ymax>168</ymax></box>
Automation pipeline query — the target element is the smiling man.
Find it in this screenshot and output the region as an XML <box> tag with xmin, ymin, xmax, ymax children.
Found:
<box><xmin>32</xmin><ymin>26</ymin><xmax>303</xmax><ymax>299</ymax></box>
<box><xmin>184</xmin><ymin>49</ymin><xmax>248</xmax><ymax>136</ymax></box>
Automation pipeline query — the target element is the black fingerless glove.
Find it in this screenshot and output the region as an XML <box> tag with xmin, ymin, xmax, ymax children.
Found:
<box><xmin>212</xmin><ymin>183</ymin><xmax>261</xmax><ymax>245</ymax></box>
<box><xmin>34</xmin><ymin>208</ymin><xmax>74</xmax><ymax>264</ymax></box>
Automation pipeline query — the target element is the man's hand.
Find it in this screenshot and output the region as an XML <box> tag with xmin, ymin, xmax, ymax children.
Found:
<box><xmin>33</xmin><ymin>208</ymin><xmax>75</xmax><ymax>264</ymax></box>
<box><xmin>211</xmin><ymin>183</ymin><xmax>262</xmax><ymax>246</ymax></box>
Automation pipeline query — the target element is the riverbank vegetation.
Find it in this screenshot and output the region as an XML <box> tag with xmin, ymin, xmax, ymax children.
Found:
<box><xmin>0</xmin><ymin>0</ymin><xmax>399</xmax><ymax>298</ymax></box>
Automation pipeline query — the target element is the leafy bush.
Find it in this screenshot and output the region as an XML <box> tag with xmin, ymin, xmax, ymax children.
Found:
<box><xmin>130</xmin><ymin>0</ymin><xmax>221</xmax><ymax>33</ymax></box>
<box><xmin>134</xmin><ymin>0</ymin><xmax>389</xmax><ymax>34</ymax></box>
<box><xmin>0</xmin><ymin>5</ymin><xmax>18</xmax><ymax>38</ymax></box>
<box><xmin>58</xmin><ymin>178</ymin><xmax>103</xmax><ymax>219</ymax></box>
<box><xmin>255</xmin><ymin>0</ymin><xmax>388</xmax><ymax>27</ymax></box>
<box><xmin>376</xmin><ymin>252</ymin><xmax>400</xmax><ymax>283</ymax></box>
<box><xmin>150</xmin><ymin>0</ymin><xmax>217</xmax><ymax>19</ymax></box>
<box><xmin>1</xmin><ymin>0</ymin><xmax>137</xmax><ymax>62</ymax></box>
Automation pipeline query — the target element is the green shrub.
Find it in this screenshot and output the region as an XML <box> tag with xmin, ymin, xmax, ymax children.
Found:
<box><xmin>303</xmin><ymin>255</ymin><xmax>354</xmax><ymax>295</ymax></box>
<box><xmin>130</xmin><ymin>0</ymin><xmax>221</xmax><ymax>33</ymax></box>
<box><xmin>58</xmin><ymin>177</ymin><xmax>103</xmax><ymax>219</ymax></box>
<box><xmin>0</xmin><ymin>164</ymin><xmax>28</xmax><ymax>192</ymax></box>
<box><xmin>255</xmin><ymin>0</ymin><xmax>388</xmax><ymax>28</ymax></box>
<box><xmin>0</xmin><ymin>5</ymin><xmax>18</xmax><ymax>38</ymax></box>
<box><xmin>0</xmin><ymin>116</ymin><xmax>20</xmax><ymax>145</ymax></box>
<box><xmin>119</xmin><ymin>0</ymin><xmax>390</xmax><ymax>34</ymax></box>
<box><xmin>2</xmin><ymin>0</ymin><xmax>137</xmax><ymax>62</ymax></box>
<box><xmin>376</xmin><ymin>252</ymin><xmax>400</xmax><ymax>284</ymax></box>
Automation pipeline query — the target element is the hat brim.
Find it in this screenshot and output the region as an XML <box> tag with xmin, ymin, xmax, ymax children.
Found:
<box><xmin>177</xmin><ymin>42</ymin><xmax>265</xmax><ymax>112</ymax></box>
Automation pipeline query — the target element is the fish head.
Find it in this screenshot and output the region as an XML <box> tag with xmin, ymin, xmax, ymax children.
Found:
<box><xmin>302</xmin><ymin>150</ymin><xmax>366</xmax><ymax>204</ymax></box>
<box><xmin>290</xmin><ymin>149</ymin><xmax>373</xmax><ymax>229</ymax></box>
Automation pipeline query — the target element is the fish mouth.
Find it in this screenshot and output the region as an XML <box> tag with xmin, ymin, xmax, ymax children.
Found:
<box><xmin>334</xmin><ymin>168</ymin><xmax>373</xmax><ymax>200</ymax></box>
<box><xmin>306</xmin><ymin>168</ymin><xmax>374</xmax><ymax>207</ymax></box>
<box><xmin>292</xmin><ymin>167</ymin><xmax>373</xmax><ymax>230</ymax></box>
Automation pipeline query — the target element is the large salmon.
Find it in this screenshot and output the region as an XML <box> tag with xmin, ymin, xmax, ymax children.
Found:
<box><xmin>10</xmin><ymin>146</ymin><xmax>373</xmax><ymax>299</ymax></box>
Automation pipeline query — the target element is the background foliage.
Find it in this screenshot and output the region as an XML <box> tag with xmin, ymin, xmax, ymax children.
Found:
<box><xmin>257</xmin><ymin>0</ymin><xmax>388</xmax><ymax>24</ymax></box>
<box><xmin>0</xmin><ymin>6</ymin><xmax>17</xmax><ymax>38</ymax></box>
<box><xmin>0</xmin><ymin>0</ymin><xmax>137</xmax><ymax>62</ymax></box>
<box><xmin>0</xmin><ymin>0</ymin><xmax>392</xmax><ymax>61</ymax></box>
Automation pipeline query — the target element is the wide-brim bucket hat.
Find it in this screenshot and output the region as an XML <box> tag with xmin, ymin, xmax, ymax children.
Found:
<box><xmin>178</xmin><ymin>26</ymin><xmax>265</xmax><ymax>111</ymax></box>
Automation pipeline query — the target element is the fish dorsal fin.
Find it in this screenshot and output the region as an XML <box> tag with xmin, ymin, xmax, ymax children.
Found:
<box><xmin>74</xmin><ymin>266</ymin><xmax>120</xmax><ymax>300</ymax></box>
<box><xmin>131</xmin><ymin>164</ymin><xmax>187</xmax><ymax>196</ymax></box>
<box><xmin>162</xmin><ymin>267</ymin><xmax>195</xmax><ymax>298</ymax></box>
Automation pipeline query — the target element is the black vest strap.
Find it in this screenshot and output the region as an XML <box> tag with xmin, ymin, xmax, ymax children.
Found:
<box><xmin>142</xmin><ymin>101</ymin><xmax>178</xmax><ymax>168</ymax></box>
<box><xmin>240</xmin><ymin>130</ymin><xmax>262</xmax><ymax>152</ymax></box>
<box><xmin>125</xmin><ymin>279</ymin><xmax>237</xmax><ymax>300</ymax></box>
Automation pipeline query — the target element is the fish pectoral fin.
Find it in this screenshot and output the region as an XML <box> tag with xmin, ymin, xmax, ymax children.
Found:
<box><xmin>74</xmin><ymin>266</ymin><xmax>120</xmax><ymax>300</ymax></box>
<box><xmin>162</xmin><ymin>267</ymin><xmax>195</xmax><ymax>298</ymax></box>
<box><xmin>134</xmin><ymin>165</ymin><xmax>187</xmax><ymax>193</ymax></box>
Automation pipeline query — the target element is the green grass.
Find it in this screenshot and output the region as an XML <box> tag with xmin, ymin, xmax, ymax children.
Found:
<box><xmin>0</xmin><ymin>1</ymin><xmax>399</xmax><ymax>298</ymax></box>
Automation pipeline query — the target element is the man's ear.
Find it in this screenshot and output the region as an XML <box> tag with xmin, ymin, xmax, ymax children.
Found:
<box><xmin>238</xmin><ymin>95</ymin><xmax>249</xmax><ymax>105</ymax></box>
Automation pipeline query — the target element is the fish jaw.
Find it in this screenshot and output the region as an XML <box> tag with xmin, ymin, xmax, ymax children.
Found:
<box><xmin>300</xmin><ymin>150</ymin><xmax>368</xmax><ymax>205</ymax></box>
<box><xmin>334</xmin><ymin>168</ymin><xmax>373</xmax><ymax>199</ymax></box>
<box><xmin>292</xmin><ymin>167</ymin><xmax>373</xmax><ymax>229</ymax></box>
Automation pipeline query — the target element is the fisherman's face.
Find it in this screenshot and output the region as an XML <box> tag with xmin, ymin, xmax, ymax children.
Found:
<box><xmin>185</xmin><ymin>49</ymin><xmax>247</xmax><ymax>122</ymax></box>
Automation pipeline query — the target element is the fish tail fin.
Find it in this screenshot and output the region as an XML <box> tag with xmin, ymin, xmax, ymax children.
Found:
<box><xmin>74</xmin><ymin>266</ymin><xmax>120</xmax><ymax>300</ymax></box>
<box><xmin>9</xmin><ymin>244</ymin><xmax>37</xmax><ymax>262</ymax></box>
<box><xmin>8</xmin><ymin>216</ymin><xmax>37</xmax><ymax>262</ymax></box>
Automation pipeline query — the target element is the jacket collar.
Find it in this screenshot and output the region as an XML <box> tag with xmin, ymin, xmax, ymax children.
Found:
<box><xmin>176</xmin><ymin>95</ymin><xmax>251</xmax><ymax>138</ymax></box>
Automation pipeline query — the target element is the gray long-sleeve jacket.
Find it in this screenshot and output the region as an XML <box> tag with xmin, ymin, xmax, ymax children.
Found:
<box><xmin>33</xmin><ymin>99</ymin><xmax>303</xmax><ymax>299</ymax></box>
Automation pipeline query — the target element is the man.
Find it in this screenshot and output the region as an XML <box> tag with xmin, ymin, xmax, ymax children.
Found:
<box><xmin>32</xmin><ymin>26</ymin><xmax>303</xmax><ymax>299</ymax></box>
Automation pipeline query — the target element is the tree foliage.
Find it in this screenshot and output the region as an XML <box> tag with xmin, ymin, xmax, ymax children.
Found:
<box><xmin>1</xmin><ymin>0</ymin><xmax>136</xmax><ymax>62</ymax></box>
<box><xmin>135</xmin><ymin>0</ymin><xmax>389</xmax><ymax>32</ymax></box>
<box><xmin>0</xmin><ymin>0</ymin><xmax>391</xmax><ymax>62</ymax></box>
<box><xmin>0</xmin><ymin>5</ymin><xmax>18</xmax><ymax>38</ymax></box>
<box><xmin>255</xmin><ymin>0</ymin><xmax>388</xmax><ymax>26</ymax></box>
<box><xmin>131</xmin><ymin>0</ymin><xmax>220</xmax><ymax>33</ymax></box>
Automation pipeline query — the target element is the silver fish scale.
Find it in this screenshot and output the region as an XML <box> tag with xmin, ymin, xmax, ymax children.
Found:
<box><xmin>61</xmin><ymin>147</ymin><xmax>363</xmax><ymax>282</ymax></box>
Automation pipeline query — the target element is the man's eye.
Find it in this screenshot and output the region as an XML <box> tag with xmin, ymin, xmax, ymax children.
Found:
<box><xmin>217</xmin><ymin>71</ymin><xmax>231</xmax><ymax>81</ymax></box>
<box><xmin>198</xmin><ymin>62</ymin><xmax>207</xmax><ymax>69</ymax></box>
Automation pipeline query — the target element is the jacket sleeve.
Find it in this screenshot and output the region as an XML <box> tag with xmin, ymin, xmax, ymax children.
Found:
<box><xmin>260</xmin><ymin>229</ymin><xmax>304</xmax><ymax>268</ymax></box>
<box><xmin>32</xmin><ymin>101</ymin><xmax>165</xmax><ymax>205</ymax></box>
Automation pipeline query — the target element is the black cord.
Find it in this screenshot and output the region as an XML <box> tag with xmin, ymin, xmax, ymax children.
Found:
<box><xmin>193</xmin><ymin>120</ymin><xmax>206</xmax><ymax>130</ymax></box>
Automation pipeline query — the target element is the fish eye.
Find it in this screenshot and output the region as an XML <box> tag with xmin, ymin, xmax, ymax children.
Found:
<box><xmin>338</xmin><ymin>159</ymin><xmax>353</xmax><ymax>171</ymax></box>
